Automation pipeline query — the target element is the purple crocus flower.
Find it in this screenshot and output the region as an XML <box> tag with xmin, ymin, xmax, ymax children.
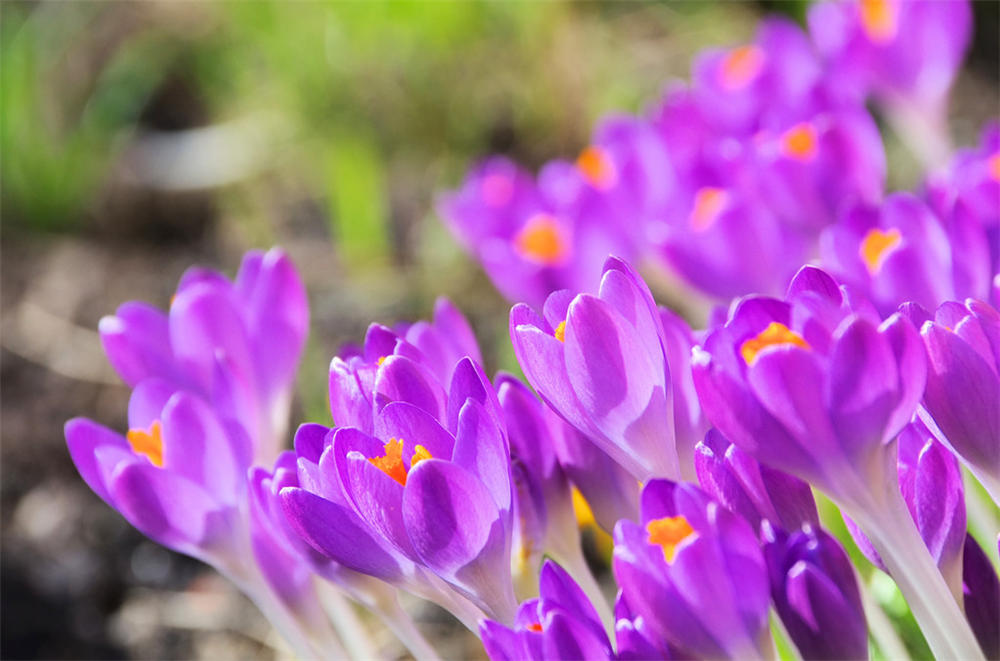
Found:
<box><xmin>613</xmin><ymin>480</ymin><xmax>772</xmax><ymax>660</ymax></box>
<box><xmin>808</xmin><ymin>0</ymin><xmax>972</xmax><ymax>163</ymax></box>
<box><xmin>905</xmin><ymin>298</ymin><xmax>1000</xmax><ymax>503</ymax></box>
<box><xmin>510</xmin><ymin>257</ymin><xmax>685</xmax><ymax>481</ymax></box>
<box><xmin>692</xmin><ymin>265</ymin><xmax>984</xmax><ymax>659</ymax></box>
<box><xmin>762</xmin><ymin>523</ymin><xmax>868</xmax><ymax>660</ymax></box>
<box><xmin>820</xmin><ymin>193</ymin><xmax>992</xmax><ymax>316</ymax></box>
<box><xmin>438</xmin><ymin>154</ymin><xmax>635</xmax><ymax>308</ymax></box>
<box><xmin>695</xmin><ymin>428</ymin><xmax>819</xmax><ymax>536</ymax></box>
<box><xmin>283</xmin><ymin>357</ymin><xmax>519</xmax><ymax>625</ymax></box>
<box><xmin>98</xmin><ymin>248</ymin><xmax>308</xmax><ymax>464</ymax></box>
<box><xmin>613</xmin><ymin>591</ymin><xmax>675</xmax><ymax>660</ymax></box>
<box><xmin>329</xmin><ymin>297</ymin><xmax>480</xmax><ymax>434</ymax></box>
<box><xmin>963</xmin><ymin>534</ymin><xmax>1000</xmax><ymax>659</ymax></box>
<box><xmin>480</xmin><ymin>560</ymin><xmax>613</xmax><ymax>661</ymax></box>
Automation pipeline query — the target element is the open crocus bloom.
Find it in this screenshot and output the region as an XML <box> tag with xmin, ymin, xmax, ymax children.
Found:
<box><xmin>613</xmin><ymin>480</ymin><xmax>772</xmax><ymax>660</ymax></box>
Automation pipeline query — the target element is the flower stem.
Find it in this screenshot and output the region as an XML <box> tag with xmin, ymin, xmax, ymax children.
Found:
<box><xmin>848</xmin><ymin>489</ymin><xmax>984</xmax><ymax>661</ymax></box>
<box><xmin>371</xmin><ymin>595</ymin><xmax>443</xmax><ymax>661</ymax></box>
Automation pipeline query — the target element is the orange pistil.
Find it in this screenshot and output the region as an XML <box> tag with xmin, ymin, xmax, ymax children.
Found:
<box><xmin>369</xmin><ymin>438</ymin><xmax>433</xmax><ymax>486</ymax></box>
<box><xmin>859</xmin><ymin>0</ymin><xmax>898</xmax><ymax>44</ymax></box>
<box><xmin>719</xmin><ymin>45</ymin><xmax>765</xmax><ymax>91</ymax></box>
<box><xmin>554</xmin><ymin>320</ymin><xmax>567</xmax><ymax>343</ymax></box>
<box><xmin>127</xmin><ymin>420</ymin><xmax>165</xmax><ymax>467</ymax></box>
<box><xmin>526</xmin><ymin>622</ymin><xmax>544</xmax><ymax>633</ymax></box>
<box><xmin>514</xmin><ymin>214</ymin><xmax>569</xmax><ymax>265</ymax></box>
<box><xmin>576</xmin><ymin>146</ymin><xmax>618</xmax><ymax>190</ymax></box>
<box><xmin>689</xmin><ymin>187</ymin><xmax>729</xmax><ymax>232</ymax></box>
<box><xmin>859</xmin><ymin>227</ymin><xmax>902</xmax><ymax>274</ymax></box>
<box><xmin>780</xmin><ymin>123</ymin><xmax>819</xmax><ymax>162</ymax></box>
<box><xmin>740</xmin><ymin>322</ymin><xmax>811</xmax><ymax>366</ymax></box>
<box><xmin>646</xmin><ymin>515</ymin><xmax>696</xmax><ymax>563</ymax></box>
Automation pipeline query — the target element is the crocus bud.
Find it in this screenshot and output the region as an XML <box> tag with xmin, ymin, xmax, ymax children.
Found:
<box><xmin>763</xmin><ymin>523</ymin><xmax>868</xmax><ymax>660</ymax></box>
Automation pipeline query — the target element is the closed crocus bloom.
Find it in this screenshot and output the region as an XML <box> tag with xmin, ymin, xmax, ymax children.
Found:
<box><xmin>613</xmin><ymin>480</ymin><xmax>772</xmax><ymax>660</ymax></box>
<box><xmin>510</xmin><ymin>257</ymin><xmax>683</xmax><ymax>482</ymax></box>
<box><xmin>820</xmin><ymin>193</ymin><xmax>990</xmax><ymax>317</ymax></box>
<box><xmin>910</xmin><ymin>299</ymin><xmax>1000</xmax><ymax>502</ymax></box>
<box><xmin>695</xmin><ymin>428</ymin><xmax>819</xmax><ymax>536</ymax></box>
<box><xmin>963</xmin><ymin>535</ymin><xmax>1000</xmax><ymax>659</ymax></box>
<box><xmin>808</xmin><ymin>0</ymin><xmax>971</xmax><ymax>164</ymax></box>
<box><xmin>613</xmin><ymin>591</ymin><xmax>675</xmax><ymax>661</ymax></box>
<box><xmin>693</xmin><ymin>265</ymin><xmax>984</xmax><ymax>660</ymax></box>
<box><xmin>99</xmin><ymin>248</ymin><xmax>308</xmax><ymax>464</ymax></box>
<box><xmin>480</xmin><ymin>560</ymin><xmax>613</xmax><ymax>661</ymax></box>
<box><xmin>283</xmin><ymin>357</ymin><xmax>518</xmax><ymax>626</ymax></box>
<box><xmin>763</xmin><ymin>523</ymin><xmax>867</xmax><ymax>660</ymax></box>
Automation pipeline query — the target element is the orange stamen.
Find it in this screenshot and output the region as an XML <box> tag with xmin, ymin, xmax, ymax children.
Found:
<box><xmin>690</xmin><ymin>187</ymin><xmax>729</xmax><ymax>232</ymax></box>
<box><xmin>741</xmin><ymin>322</ymin><xmax>811</xmax><ymax>366</ymax></box>
<box><xmin>127</xmin><ymin>420</ymin><xmax>164</xmax><ymax>467</ymax></box>
<box><xmin>370</xmin><ymin>439</ymin><xmax>408</xmax><ymax>485</ymax></box>
<box><xmin>859</xmin><ymin>227</ymin><xmax>902</xmax><ymax>274</ymax></box>
<box><xmin>987</xmin><ymin>153</ymin><xmax>1000</xmax><ymax>182</ymax></box>
<box><xmin>369</xmin><ymin>439</ymin><xmax>433</xmax><ymax>486</ymax></box>
<box><xmin>377</xmin><ymin>355</ymin><xmax>388</xmax><ymax>367</ymax></box>
<box><xmin>514</xmin><ymin>214</ymin><xmax>569</xmax><ymax>265</ymax></box>
<box><xmin>719</xmin><ymin>45</ymin><xmax>765</xmax><ymax>91</ymax></box>
<box><xmin>576</xmin><ymin>146</ymin><xmax>618</xmax><ymax>190</ymax></box>
<box><xmin>860</xmin><ymin>0</ymin><xmax>898</xmax><ymax>44</ymax></box>
<box><xmin>647</xmin><ymin>515</ymin><xmax>696</xmax><ymax>563</ymax></box>
<box><xmin>780</xmin><ymin>123</ymin><xmax>819</xmax><ymax>162</ymax></box>
<box><xmin>554</xmin><ymin>320</ymin><xmax>567</xmax><ymax>343</ymax></box>
<box><xmin>526</xmin><ymin>622</ymin><xmax>543</xmax><ymax>633</ymax></box>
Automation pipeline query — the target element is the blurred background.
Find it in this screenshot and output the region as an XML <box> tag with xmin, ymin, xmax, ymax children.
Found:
<box><xmin>2</xmin><ymin>1</ymin><xmax>997</xmax><ymax>658</ymax></box>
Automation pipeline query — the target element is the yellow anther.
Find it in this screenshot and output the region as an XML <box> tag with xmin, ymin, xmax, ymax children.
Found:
<box><xmin>719</xmin><ymin>45</ymin><xmax>765</xmax><ymax>91</ymax></box>
<box><xmin>411</xmin><ymin>444</ymin><xmax>433</xmax><ymax>469</ymax></box>
<box><xmin>740</xmin><ymin>322</ymin><xmax>811</xmax><ymax>366</ymax></box>
<box><xmin>368</xmin><ymin>439</ymin><xmax>433</xmax><ymax>486</ymax></box>
<box><xmin>377</xmin><ymin>356</ymin><xmax>388</xmax><ymax>367</ymax></box>
<box><xmin>647</xmin><ymin>515</ymin><xmax>696</xmax><ymax>563</ymax></box>
<box><xmin>860</xmin><ymin>0</ymin><xmax>898</xmax><ymax>43</ymax></box>
<box><xmin>127</xmin><ymin>420</ymin><xmax>164</xmax><ymax>468</ymax></box>
<box><xmin>576</xmin><ymin>146</ymin><xmax>618</xmax><ymax>190</ymax></box>
<box><xmin>554</xmin><ymin>321</ymin><xmax>567</xmax><ymax>343</ymax></box>
<box><xmin>515</xmin><ymin>214</ymin><xmax>569</xmax><ymax>266</ymax></box>
<box><xmin>690</xmin><ymin>187</ymin><xmax>729</xmax><ymax>232</ymax></box>
<box><xmin>859</xmin><ymin>227</ymin><xmax>902</xmax><ymax>274</ymax></box>
<box><xmin>780</xmin><ymin>123</ymin><xmax>819</xmax><ymax>161</ymax></box>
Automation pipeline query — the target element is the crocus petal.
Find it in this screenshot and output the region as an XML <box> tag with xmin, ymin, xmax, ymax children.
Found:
<box><xmin>279</xmin><ymin>487</ymin><xmax>405</xmax><ymax>582</ymax></box>
<box><xmin>452</xmin><ymin>398</ymin><xmax>512</xmax><ymax>518</ymax></box>
<box><xmin>374</xmin><ymin>355</ymin><xmax>446</xmax><ymax>421</ymax></box>
<box><xmin>127</xmin><ymin>378</ymin><xmax>176</xmax><ymax>430</ymax></box>
<box><xmin>65</xmin><ymin>418</ymin><xmax>131</xmax><ymax>504</ymax></box>
<box><xmin>375</xmin><ymin>401</ymin><xmax>456</xmax><ymax>461</ymax></box>
<box><xmin>99</xmin><ymin>302</ymin><xmax>176</xmax><ymax>387</ymax></box>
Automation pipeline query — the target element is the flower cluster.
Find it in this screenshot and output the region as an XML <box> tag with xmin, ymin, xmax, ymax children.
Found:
<box><xmin>68</xmin><ymin>1</ymin><xmax>998</xmax><ymax>659</ymax></box>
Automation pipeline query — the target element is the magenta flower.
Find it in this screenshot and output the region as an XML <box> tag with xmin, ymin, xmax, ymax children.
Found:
<box><xmin>98</xmin><ymin>248</ymin><xmax>308</xmax><ymax>463</ymax></box>
<box><xmin>808</xmin><ymin>0</ymin><xmax>971</xmax><ymax>162</ymax></box>
<box><xmin>820</xmin><ymin>193</ymin><xmax>992</xmax><ymax>316</ymax></box>
<box><xmin>904</xmin><ymin>298</ymin><xmax>1000</xmax><ymax>502</ymax></box>
<box><xmin>762</xmin><ymin>523</ymin><xmax>868</xmax><ymax>660</ymax></box>
<box><xmin>510</xmin><ymin>257</ymin><xmax>686</xmax><ymax>481</ymax></box>
<box><xmin>480</xmin><ymin>560</ymin><xmax>613</xmax><ymax>661</ymax></box>
<box><xmin>692</xmin><ymin>265</ymin><xmax>983</xmax><ymax>659</ymax></box>
<box><xmin>283</xmin><ymin>356</ymin><xmax>518</xmax><ymax>625</ymax></box>
<box><xmin>613</xmin><ymin>480</ymin><xmax>772</xmax><ymax>660</ymax></box>
<box><xmin>695</xmin><ymin>428</ymin><xmax>819</xmax><ymax>536</ymax></box>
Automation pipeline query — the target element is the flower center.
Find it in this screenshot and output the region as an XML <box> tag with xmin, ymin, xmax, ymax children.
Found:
<box><xmin>718</xmin><ymin>45</ymin><xmax>765</xmax><ymax>91</ymax></box>
<box><xmin>127</xmin><ymin>420</ymin><xmax>164</xmax><ymax>467</ymax></box>
<box><xmin>514</xmin><ymin>214</ymin><xmax>569</xmax><ymax>266</ymax></box>
<box><xmin>526</xmin><ymin>622</ymin><xmax>543</xmax><ymax>633</ymax></box>
<box><xmin>859</xmin><ymin>227</ymin><xmax>902</xmax><ymax>274</ymax></box>
<box><xmin>860</xmin><ymin>0</ymin><xmax>898</xmax><ymax>43</ymax></box>
<box><xmin>646</xmin><ymin>515</ymin><xmax>696</xmax><ymax>563</ymax></box>
<box><xmin>576</xmin><ymin>146</ymin><xmax>618</xmax><ymax>190</ymax></box>
<box><xmin>690</xmin><ymin>187</ymin><xmax>729</xmax><ymax>232</ymax></box>
<box><xmin>740</xmin><ymin>322</ymin><xmax>811</xmax><ymax>365</ymax></box>
<box><xmin>369</xmin><ymin>438</ymin><xmax>432</xmax><ymax>486</ymax></box>
<box><xmin>780</xmin><ymin>123</ymin><xmax>819</xmax><ymax>161</ymax></box>
<box><xmin>554</xmin><ymin>320</ymin><xmax>567</xmax><ymax>343</ymax></box>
